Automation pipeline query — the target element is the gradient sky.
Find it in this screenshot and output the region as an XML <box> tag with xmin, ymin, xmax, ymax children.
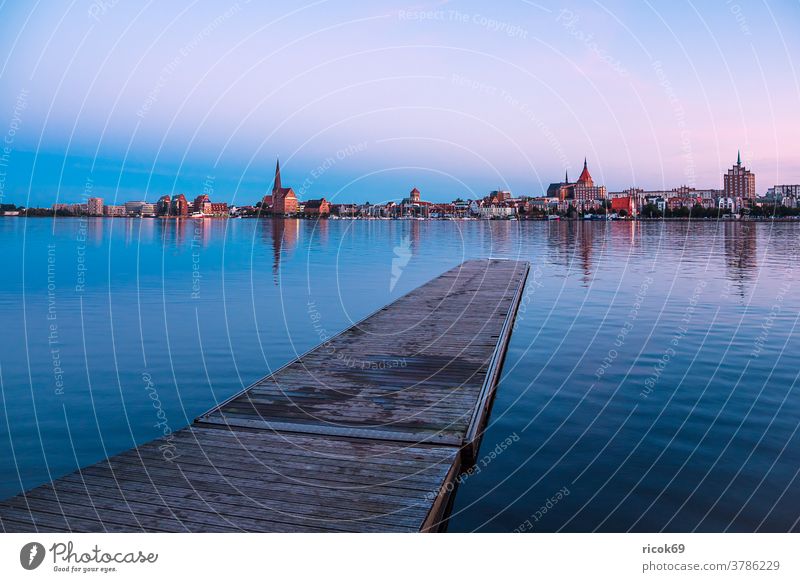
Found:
<box><xmin>1</xmin><ymin>0</ymin><xmax>799</xmax><ymax>206</ymax></box>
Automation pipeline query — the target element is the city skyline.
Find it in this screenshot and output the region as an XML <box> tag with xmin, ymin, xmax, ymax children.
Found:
<box><xmin>1</xmin><ymin>2</ymin><xmax>799</xmax><ymax>206</ymax></box>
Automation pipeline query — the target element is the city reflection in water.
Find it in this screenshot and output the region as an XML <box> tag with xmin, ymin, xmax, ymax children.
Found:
<box><xmin>723</xmin><ymin>221</ymin><xmax>757</xmax><ymax>298</ymax></box>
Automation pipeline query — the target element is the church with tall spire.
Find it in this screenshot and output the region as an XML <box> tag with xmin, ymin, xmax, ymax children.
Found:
<box><xmin>261</xmin><ymin>158</ymin><xmax>298</xmax><ymax>215</ymax></box>
<box><xmin>547</xmin><ymin>158</ymin><xmax>607</xmax><ymax>208</ymax></box>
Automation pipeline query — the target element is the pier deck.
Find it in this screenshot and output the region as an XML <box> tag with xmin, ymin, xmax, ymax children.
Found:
<box><xmin>0</xmin><ymin>259</ymin><xmax>529</xmax><ymax>532</ymax></box>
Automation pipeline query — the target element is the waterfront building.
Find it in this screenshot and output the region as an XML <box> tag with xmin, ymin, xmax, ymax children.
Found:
<box><xmin>209</xmin><ymin>202</ymin><xmax>228</xmax><ymax>215</ymax></box>
<box><xmin>766</xmin><ymin>184</ymin><xmax>800</xmax><ymax>207</ymax></box>
<box><xmin>399</xmin><ymin>187</ymin><xmax>431</xmax><ymax>217</ymax></box>
<box><xmin>546</xmin><ymin>159</ymin><xmax>607</xmax><ymax>210</ymax></box>
<box><xmin>547</xmin><ymin>169</ymin><xmax>572</xmax><ymax>200</ymax></box>
<box><xmin>488</xmin><ymin>190</ymin><xmax>512</xmax><ymax>204</ymax></box>
<box><xmin>724</xmin><ymin>150</ymin><xmax>756</xmax><ymax>204</ymax></box>
<box><xmin>104</xmin><ymin>204</ymin><xmax>126</xmax><ymax>217</ymax></box>
<box><xmin>87</xmin><ymin>197</ymin><xmax>104</xmax><ymax>216</ymax></box>
<box><xmin>571</xmin><ymin>159</ymin><xmax>607</xmax><ymax>205</ymax></box>
<box><xmin>156</xmin><ymin>195</ymin><xmax>171</xmax><ymax>216</ymax></box>
<box><xmin>303</xmin><ymin>198</ymin><xmax>330</xmax><ymax>216</ymax></box>
<box><xmin>140</xmin><ymin>203</ymin><xmax>156</xmax><ymax>216</ymax></box>
<box><xmin>270</xmin><ymin>158</ymin><xmax>298</xmax><ymax>215</ymax></box>
<box><xmin>171</xmin><ymin>194</ymin><xmax>189</xmax><ymax>216</ymax></box>
<box><xmin>193</xmin><ymin>194</ymin><xmax>210</xmax><ymax>214</ymax></box>
<box><xmin>124</xmin><ymin>201</ymin><xmax>148</xmax><ymax>215</ymax></box>
<box><xmin>666</xmin><ymin>196</ymin><xmax>701</xmax><ymax>211</ymax></box>
<box><xmin>610</xmin><ymin>196</ymin><xmax>635</xmax><ymax>216</ymax></box>
<box><xmin>469</xmin><ymin>199</ymin><xmax>516</xmax><ymax>218</ymax></box>
<box><xmin>330</xmin><ymin>203</ymin><xmax>358</xmax><ymax>217</ymax></box>
<box><xmin>718</xmin><ymin>196</ymin><xmax>737</xmax><ymax>212</ymax></box>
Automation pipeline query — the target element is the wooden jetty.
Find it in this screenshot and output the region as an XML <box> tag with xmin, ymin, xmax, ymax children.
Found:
<box><xmin>0</xmin><ymin>259</ymin><xmax>529</xmax><ymax>532</ymax></box>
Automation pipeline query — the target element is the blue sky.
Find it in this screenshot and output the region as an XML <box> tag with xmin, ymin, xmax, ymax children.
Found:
<box><xmin>1</xmin><ymin>0</ymin><xmax>798</xmax><ymax>206</ymax></box>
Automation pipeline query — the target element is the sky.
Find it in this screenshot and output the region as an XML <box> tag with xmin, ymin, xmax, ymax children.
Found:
<box><xmin>0</xmin><ymin>0</ymin><xmax>799</xmax><ymax>206</ymax></box>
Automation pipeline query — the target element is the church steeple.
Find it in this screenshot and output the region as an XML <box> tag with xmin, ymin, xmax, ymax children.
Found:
<box><xmin>565</xmin><ymin>169</ymin><xmax>569</xmax><ymax>183</ymax></box>
<box><xmin>577</xmin><ymin>157</ymin><xmax>594</xmax><ymax>186</ymax></box>
<box><xmin>273</xmin><ymin>157</ymin><xmax>282</xmax><ymax>193</ymax></box>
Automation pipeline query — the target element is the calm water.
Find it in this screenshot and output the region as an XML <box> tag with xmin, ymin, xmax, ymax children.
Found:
<box><xmin>1</xmin><ymin>217</ymin><xmax>799</xmax><ymax>532</ymax></box>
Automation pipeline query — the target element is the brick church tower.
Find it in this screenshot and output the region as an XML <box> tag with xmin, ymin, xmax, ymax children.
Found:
<box><xmin>270</xmin><ymin>158</ymin><xmax>298</xmax><ymax>215</ymax></box>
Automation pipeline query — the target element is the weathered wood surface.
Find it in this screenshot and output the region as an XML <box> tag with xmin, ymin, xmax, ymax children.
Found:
<box><xmin>0</xmin><ymin>259</ymin><xmax>529</xmax><ymax>532</ymax></box>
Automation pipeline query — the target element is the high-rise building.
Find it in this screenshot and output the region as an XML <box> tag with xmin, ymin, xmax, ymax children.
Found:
<box><xmin>87</xmin><ymin>197</ymin><xmax>104</xmax><ymax>216</ymax></box>
<box><xmin>270</xmin><ymin>158</ymin><xmax>298</xmax><ymax>214</ymax></box>
<box><xmin>724</xmin><ymin>150</ymin><xmax>756</xmax><ymax>202</ymax></box>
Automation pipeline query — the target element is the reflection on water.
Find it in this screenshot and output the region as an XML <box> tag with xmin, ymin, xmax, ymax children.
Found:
<box><xmin>1</xmin><ymin>218</ymin><xmax>798</xmax><ymax>532</ymax></box>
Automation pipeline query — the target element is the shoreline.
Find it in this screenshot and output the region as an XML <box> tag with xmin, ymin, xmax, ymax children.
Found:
<box><xmin>4</xmin><ymin>215</ymin><xmax>800</xmax><ymax>222</ymax></box>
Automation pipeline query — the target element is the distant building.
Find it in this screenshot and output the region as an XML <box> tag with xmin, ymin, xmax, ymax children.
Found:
<box><xmin>767</xmin><ymin>184</ymin><xmax>800</xmax><ymax>206</ymax></box>
<box><xmin>193</xmin><ymin>194</ymin><xmax>210</xmax><ymax>214</ymax></box>
<box><xmin>124</xmin><ymin>201</ymin><xmax>148</xmax><ymax>215</ymax></box>
<box><xmin>610</xmin><ymin>196</ymin><xmax>635</xmax><ymax>216</ymax></box>
<box><xmin>104</xmin><ymin>205</ymin><xmax>126</xmax><ymax>217</ymax></box>
<box><xmin>400</xmin><ymin>187</ymin><xmax>430</xmax><ymax>216</ymax></box>
<box><xmin>140</xmin><ymin>203</ymin><xmax>156</xmax><ymax>216</ymax></box>
<box><xmin>171</xmin><ymin>194</ymin><xmax>189</xmax><ymax>216</ymax></box>
<box><xmin>156</xmin><ymin>195</ymin><xmax>171</xmax><ymax>216</ymax></box>
<box><xmin>488</xmin><ymin>190</ymin><xmax>512</xmax><ymax>203</ymax></box>
<box><xmin>330</xmin><ymin>203</ymin><xmax>358</xmax><ymax>217</ymax></box>
<box><xmin>270</xmin><ymin>158</ymin><xmax>298</xmax><ymax>215</ymax></box>
<box><xmin>724</xmin><ymin>150</ymin><xmax>756</xmax><ymax>202</ymax></box>
<box><xmin>87</xmin><ymin>197</ymin><xmax>104</xmax><ymax>216</ymax></box>
<box><xmin>547</xmin><ymin>159</ymin><xmax>607</xmax><ymax>209</ymax></box>
<box><xmin>209</xmin><ymin>202</ymin><xmax>228</xmax><ymax>215</ymax></box>
<box><xmin>303</xmin><ymin>198</ymin><xmax>330</xmax><ymax>216</ymax></box>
